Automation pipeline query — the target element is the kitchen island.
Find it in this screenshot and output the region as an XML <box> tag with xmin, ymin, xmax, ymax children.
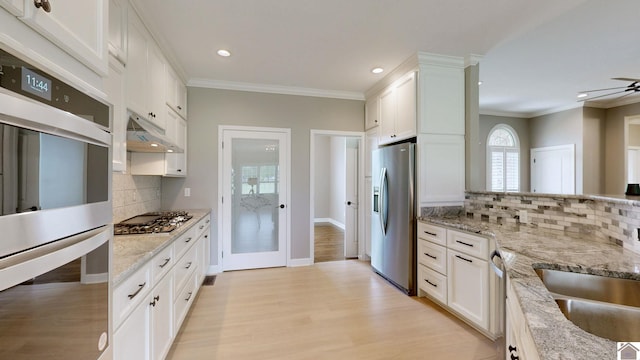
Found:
<box><xmin>421</xmin><ymin>215</ymin><xmax>640</xmax><ymax>360</ymax></box>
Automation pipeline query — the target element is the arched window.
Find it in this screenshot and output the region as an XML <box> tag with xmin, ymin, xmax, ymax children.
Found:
<box><xmin>487</xmin><ymin>124</ymin><xmax>520</xmax><ymax>192</ymax></box>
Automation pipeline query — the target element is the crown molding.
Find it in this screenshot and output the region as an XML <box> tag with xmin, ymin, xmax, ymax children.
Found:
<box><xmin>479</xmin><ymin>110</ymin><xmax>531</xmax><ymax>119</ymax></box>
<box><xmin>188</xmin><ymin>79</ymin><xmax>365</xmax><ymax>101</ymax></box>
<box><xmin>465</xmin><ymin>54</ymin><xmax>483</xmax><ymax>67</ymax></box>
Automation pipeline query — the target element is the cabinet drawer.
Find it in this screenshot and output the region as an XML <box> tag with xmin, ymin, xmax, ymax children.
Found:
<box><xmin>418</xmin><ymin>240</ymin><xmax>446</xmax><ymax>275</ymax></box>
<box><xmin>174</xmin><ymin>242</ymin><xmax>198</xmax><ymax>296</ymax></box>
<box><xmin>196</xmin><ymin>215</ymin><xmax>211</xmax><ymax>239</ymax></box>
<box><xmin>113</xmin><ymin>263</ymin><xmax>151</xmax><ymax>329</ymax></box>
<box><xmin>417</xmin><ymin>222</ymin><xmax>446</xmax><ymax>246</ymax></box>
<box><xmin>174</xmin><ymin>227</ymin><xmax>197</xmax><ymax>259</ymax></box>
<box><xmin>174</xmin><ymin>270</ymin><xmax>198</xmax><ymax>330</ymax></box>
<box><xmin>151</xmin><ymin>244</ymin><xmax>174</xmax><ymax>284</ymax></box>
<box><xmin>418</xmin><ymin>264</ymin><xmax>447</xmax><ymax>305</ymax></box>
<box><xmin>447</xmin><ymin>229</ymin><xmax>489</xmax><ymax>260</ymax></box>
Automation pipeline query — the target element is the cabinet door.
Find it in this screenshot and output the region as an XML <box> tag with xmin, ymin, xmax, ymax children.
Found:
<box><xmin>176</xmin><ymin>81</ymin><xmax>187</xmax><ymax>119</ymax></box>
<box><xmin>418</xmin><ymin>134</ymin><xmax>465</xmax><ymax>206</ymax></box>
<box><xmin>21</xmin><ymin>0</ymin><xmax>108</xmax><ymax>75</ymax></box>
<box><xmin>165</xmin><ymin>116</ymin><xmax>187</xmax><ymax>176</ymax></box>
<box><xmin>447</xmin><ymin>249</ymin><xmax>489</xmax><ymax>330</ymax></box>
<box><xmin>394</xmin><ymin>72</ymin><xmax>417</xmax><ymax>140</ymax></box>
<box><xmin>378</xmin><ymin>87</ymin><xmax>396</xmax><ymax>144</ymax></box>
<box><xmin>147</xmin><ymin>43</ymin><xmax>166</xmax><ymax>130</ymax></box>
<box><xmin>0</xmin><ymin>0</ymin><xmax>23</xmax><ymax>15</ymax></box>
<box><xmin>419</xmin><ymin>65</ymin><xmax>464</xmax><ymax>135</ymax></box>
<box><xmin>166</xmin><ymin>66</ymin><xmax>188</xmax><ymax>119</ymax></box>
<box><xmin>105</xmin><ymin>57</ymin><xmax>127</xmax><ymax>172</ymax></box>
<box><xmin>364</xmin><ymin>127</ymin><xmax>379</xmax><ymax>177</ymax></box>
<box><xmin>126</xmin><ymin>10</ymin><xmax>148</xmax><ymax>118</ymax></box>
<box><xmin>365</xmin><ymin>97</ymin><xmax>379</xmax><ymax>130</ymax></box>
<box><xmin>114</xmin><ymin>299</ymin><xmax>150</xmax><ymax>360</ymax></box>
<box><xmin>150</xmin><ymin>274</ymin><xmax>173</xmax><ymax>360</ymax></box>
<box><xmin>108</xmin><ymin>0</ymin><xmax>127</xmax><ymax>63</ymax></box>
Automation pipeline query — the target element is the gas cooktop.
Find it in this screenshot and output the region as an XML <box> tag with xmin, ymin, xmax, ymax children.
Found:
<box><xmin>114</xmin><ymin>211</ymin><xmax>193</xmax><ymax>235</ymax></box>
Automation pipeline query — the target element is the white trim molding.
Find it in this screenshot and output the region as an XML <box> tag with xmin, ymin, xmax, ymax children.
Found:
<box><xmin>288</xmin><ymin>258</ymin><xmax>313</xmax><ymax>267</ymax></box>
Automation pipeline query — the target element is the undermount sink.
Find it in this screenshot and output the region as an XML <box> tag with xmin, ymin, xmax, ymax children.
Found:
<box><xmin>534</xmin><ymin>268</ymin><xmax>640</xmax><ymax>341</ymax></box>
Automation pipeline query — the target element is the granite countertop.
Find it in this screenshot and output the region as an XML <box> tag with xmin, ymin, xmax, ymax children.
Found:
<box><xmin>420</xmin><ymin>216</ymin><xmax>640</xmax><ymax>360</ymax></box>
<box><xmin>113</xmin><ymin>209</ymin><xmax>211</xmax><ymax>285</ymax></box>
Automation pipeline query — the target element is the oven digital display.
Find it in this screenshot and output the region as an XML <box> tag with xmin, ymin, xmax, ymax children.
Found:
<box><xmin>21</xmin><ymin>66</ymin><xmax>52</xmax><ymax>101</ymax></box>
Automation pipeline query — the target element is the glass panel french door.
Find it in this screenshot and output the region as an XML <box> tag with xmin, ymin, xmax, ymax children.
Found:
<box><xmin>222</xmin><ymin>129</ymin><xmax>288</xmax><ymax>271</ymax></box>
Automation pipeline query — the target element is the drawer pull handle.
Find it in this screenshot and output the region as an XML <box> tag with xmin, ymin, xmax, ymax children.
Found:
<box><xmin>159</xmin><ymin>258</ymin><xmax>171</xmax><ymax>268</ymax></box>
<box><xmin>150</xmin><ymin>295</ymin><xmax>160</xmax><ymax>307</ymax></box>
<box><xmin>455</xmin><ymin>255</ymin><xmax>473</xmax><ymax>263</ymax></box>
<box><xmin>206</xmin><ymin>219</ymin><xmax>210</xmax><ymax>224</ymax></box>
<box><xmin>424</xmin><ymin>231</ymin><xmax>437</xmax><ymax>237</ymax></box>
<box><xmin>185</xmin><ymin>261</ymin><xmax>193</xmax><ymax>269</ymax></box>
<box><xmin>508</xmin><ymin>345</ymin><xmax>517</xmax><ymax>353</ymax></box>
<box><xmin>199</xmin><ymin>225</ymin><xmax>204</xmax><ymax>230</ymax></box>
<box><xmin>424</xmin><ymin>279</ymin><xmax>438</xmax><ymax>288</ymax></box>
<box><xmin>185</xmin><ymin>291</ymin><xmax>193</xmax><ymax>301</ymax></box>
<box><xmin>456</xmin><ymin>240</ymin><xmax>474</xmax><ymax>247</ymax></box>
<box><xmin>185</xmin><ymin>237</ymin><xmax>192</xmax><ymax>243</ymax></box>
<box><xmin>128</xmin><ymin>283</ymin><xmax>146</xmax><ymax>300</ymax></box>
<box><xmin>424</xmin><ymin>252</ymin><xmax>437</xmax><ymax>260</ymax></box>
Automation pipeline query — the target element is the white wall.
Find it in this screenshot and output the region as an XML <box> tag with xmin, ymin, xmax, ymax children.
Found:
<box><xmin>314</xmin><ymin>135</ymin><xmax>331</xmax><ymax>219</ymax></box>
<box><xmin>112</xmin><ymin>153</ymin><xmax>162</xmax><ymax>223</ymax></box>
<box><xmin>329</xmin><ymin>136</ymin><xmax>346</xmax><ymax>225</ymax></box>
<box><xmin>161</xmin><ymin>88</ymin><xmax>364</xmax><ymax>264</ymax></box>
<box><xmin>605</xmin><ymin>102</ymin><xmax>640</xmax><ymax>194</ymax></box>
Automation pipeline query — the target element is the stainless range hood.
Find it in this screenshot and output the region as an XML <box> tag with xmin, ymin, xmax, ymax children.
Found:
<box><xmin>126</xmin><ymin>111</ymin><xmax>183</xmax><ymax>153</ymax></box>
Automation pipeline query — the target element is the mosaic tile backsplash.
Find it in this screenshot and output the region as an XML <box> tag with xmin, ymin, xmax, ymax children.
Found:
<box><xmin>462</xmin><ymin>191</ymin><xmax>640</xmax><ymax>250</ymax></box>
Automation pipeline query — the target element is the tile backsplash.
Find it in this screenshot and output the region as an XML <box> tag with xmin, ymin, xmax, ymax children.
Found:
<box><xmin>112</xmin><ymin>154</ymin><xmax>162</xmax><ymax>223</ymax></box>
<box><xmin>463</xmin><ymin>191</ymin><xmax>640</xmax><ymax>250</ymax></box>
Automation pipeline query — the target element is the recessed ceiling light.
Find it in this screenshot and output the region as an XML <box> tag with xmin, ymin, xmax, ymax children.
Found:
<box><xmin>478</xmin><ymin>81</ymin><xmax>483</xmax><ymax>86</ymax></box>
<box><xmin>167</xmin><ymin>149</ymin><xmax>174</xmax><ymax>153</ymax></box>
<box><xmin>217</xmin><ymin>49</ymin><xmax>231</xmax><ymax>57</ymax></box>
<box><xmin>150</xmin><ymin>143</ymin><xmax>158</xmax><ymax>147</ymax></box>
<box><xmin>371</xmin><ymin>67</ymin><xmax>384</xmax><ymax>74</ymax></box>
<box><xmin>577</xmin><ymin>93</ymin><xmax>588</xmax><ymax>98</ymax></box>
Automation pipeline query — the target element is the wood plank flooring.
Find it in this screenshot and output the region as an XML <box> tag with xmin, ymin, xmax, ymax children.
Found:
<box><xmin>314</xmin><ymin>223</ymin><xmax>345</xmax><ymax>263</ymax></box>
<box><xmin>167</xmin><ymin>260</ymin><xmax>499</xmax><ymax>360</ymax></box>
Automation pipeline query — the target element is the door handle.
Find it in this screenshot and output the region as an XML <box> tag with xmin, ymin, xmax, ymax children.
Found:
<box><xmin>347</xmin><ymin>201</ymin><xmax>352</xmax><ymax>205</ymax></box>
<box><xmin>279</xmin><ymin>204</ymin><xmax>285</xmax><ymax>209</ymax></box>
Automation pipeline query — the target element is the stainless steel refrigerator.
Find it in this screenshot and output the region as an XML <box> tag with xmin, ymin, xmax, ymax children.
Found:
<box><xmin>371</xmin><ymin>142</ymin><xmax>416</xmax><ymax>295</ymax></box>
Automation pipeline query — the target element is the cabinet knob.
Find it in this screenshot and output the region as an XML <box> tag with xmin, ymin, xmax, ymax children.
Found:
<box><xmin>177</xmin><ymin>105</ymin><xmax>183</xmax><ymax>110</ymax></box>
<box><xmin>34</xmin><ymin>0</ymin><xmax>51</xmax><ymax>12</ymax></box>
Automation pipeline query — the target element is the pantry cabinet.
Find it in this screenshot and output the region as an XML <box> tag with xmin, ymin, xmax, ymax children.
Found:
<box><xmin>417</xmin><ymin>221</ymin><xmax>501</xmax><ymax>339</ymax></box>
<box><xmin>21</xmin><ymin>0</ymin><xmax>109</xmax><ymax>75</ymax></box>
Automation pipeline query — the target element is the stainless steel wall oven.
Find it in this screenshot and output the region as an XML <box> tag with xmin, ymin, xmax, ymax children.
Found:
<box><xmin>0</xmin><ymin>48</ymin><xmax>112</xmax><ymax>360</ymax></box>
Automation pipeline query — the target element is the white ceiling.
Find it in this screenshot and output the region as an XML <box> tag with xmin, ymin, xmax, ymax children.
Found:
<box><xmin>131</xmin><ymin>0</ymin><xmax>640</xmax><ymax>117</ymax></box>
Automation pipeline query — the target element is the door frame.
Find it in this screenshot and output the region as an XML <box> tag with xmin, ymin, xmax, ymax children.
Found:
<box><xmin>217</xmin><ymin>125</ymin><xmax>292</xmax><ymax>270</ymax></box>
<box><xmin>309</xmin><ymin>130</ymin><xmax>365</xmax><ymax>262</ymax></box>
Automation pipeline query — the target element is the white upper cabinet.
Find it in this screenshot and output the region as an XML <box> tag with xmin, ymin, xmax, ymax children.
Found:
<box><xmin>418</xmin><ymin>60</ymin><xmax>465</xmax><ymax>135</ymax></box>
<box><xmin>378</xmin><ymin>71</ymin><xmax>417</xmax><ymax>145</ymax></box>
<box><xmin>21</xmin><ymin>0</ymin><xmax>109</xmax><ymax>76</ymax></box>
<box><xmin>126</xmin><ymin>9</ymin><xmax>166</xmax><ymax>130</ymax></box>
<box><xmin>365</xmin><ymin>97</ymin><xmax>379</xmax><ymax>130</ymax></box>
<box><xmin>105</xmin><ymin>57</ymin><xmax>127</xmax><ymax>172</ymax></box>
<box><xmin>166</xmin><ymin>66</ymin><xmax>188</xmax><ymax>120</ymax></box>
<box><xmin>0</xmin><ymin>0</ymin><xmax>23</xmax><ymax>15</ymax></box>
<box><xmin>108</xmin><ymin>0</ymin><xmax>127</xmax><ymax>63</ymax></box>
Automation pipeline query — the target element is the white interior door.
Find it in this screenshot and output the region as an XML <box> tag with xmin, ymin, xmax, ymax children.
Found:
<box><xmin>221</xmin><ymin>128</ymin><xmax>289</xmax><ymax>271</ymax></box>
<box><xmin>531</xmin><ymin>144</ymin><xmax>575</xmax><ymax>194</ymax></box>
<box><xmin>628</xmin><ymin>147</ymin><xmax>640</xmax><ymax>183</ymax></box>
<box><xmin>344</xmin><ymin>140</ymin><xmax>358</xmax><ymax>258</ymax></box>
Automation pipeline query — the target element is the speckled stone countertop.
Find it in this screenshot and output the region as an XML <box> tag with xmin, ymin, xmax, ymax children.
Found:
<box><xmin>420</xmin><ymin>216</ymin><xmax>640</xmax><ymax>360</ymax></box>
<box><xmin>113</xmin><ymin>210</ymin><xmax>211</xmax><ymax>285</ymax></box>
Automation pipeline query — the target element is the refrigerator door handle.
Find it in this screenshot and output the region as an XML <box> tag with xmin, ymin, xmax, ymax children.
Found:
<box><xmin>379</xmin><ymin>167</ymin><xmax>388</xmax><ymax>236</ymax></box>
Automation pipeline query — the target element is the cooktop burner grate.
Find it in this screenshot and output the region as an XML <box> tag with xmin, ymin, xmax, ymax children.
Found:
<box><xmin>114</xmin><ymin>211</ymin><xmax>193</xmax><ymax>235</ymax></box>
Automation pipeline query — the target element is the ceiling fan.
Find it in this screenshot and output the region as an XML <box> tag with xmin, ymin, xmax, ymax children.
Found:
<box><xmin>578</xmin><ymin>77</ymin><xmax>640</xmax><ymax>102</ymax></box>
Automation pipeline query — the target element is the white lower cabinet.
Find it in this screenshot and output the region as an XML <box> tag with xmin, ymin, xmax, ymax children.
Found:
<box><xmin>447</xmin><ymin>248</ymin><xmax>489</xmax><ymax>330</ymax></box>
<box><xmin>506</xmin><ymin>275</ymin><xmax>540</xmax><ymax>360</ymax></box>
<box><xmin>114</xmin><ymin>215</ymin><xmax>211</xmax><ymax>360</ymax></box>
<box><xmin>417</xmin><ymin>221</ymin><xmax>500</xmax><ymax>339</ymax></box>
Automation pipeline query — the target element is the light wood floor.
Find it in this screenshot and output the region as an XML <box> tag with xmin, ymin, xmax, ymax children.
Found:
<box><xmin>167</xmin><ymin>260</ymin><xmax>499</xmax><ymax>360</ymax></box>
<box><xmin>314</xmin><ymin>223</ymin><xmax>345</xmax><ymax>263</ymax></box>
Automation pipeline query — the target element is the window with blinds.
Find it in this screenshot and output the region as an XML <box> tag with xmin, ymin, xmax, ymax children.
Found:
<box><xmin>487</xmin><ymin>125</ymin><xmax>520</xmax><ymax>192</ymax></box>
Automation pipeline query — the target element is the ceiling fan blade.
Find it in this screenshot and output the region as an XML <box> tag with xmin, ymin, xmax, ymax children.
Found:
<box><xmin>579</xmin><ymin>85</ymin><xmax>630</xmax><ymax>93</ymax></box>
<box><xmin>579</xmin><ymin>89</ymin><xmax>630</xmax><ymax>102</ymax></box>
<box><xmin>612</xmin><ymin>77</ymin><xmax>640</xmax><ymax>82</ymax></box>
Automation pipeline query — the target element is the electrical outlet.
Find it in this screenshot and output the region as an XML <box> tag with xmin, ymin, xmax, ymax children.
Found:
<box><xmin>184</xmin><ymin>187</ymin><xmax>191</xmax><ymax>197</ymax></box>
<box><xmin>519</xmin><ymin>210</ymin><xmax>528</xmax><ymax>224</ymax></box>
<box><xmin>132</xmin><ymin>191</ymin><xmax>137</xmax><ymax>202</ymax></box>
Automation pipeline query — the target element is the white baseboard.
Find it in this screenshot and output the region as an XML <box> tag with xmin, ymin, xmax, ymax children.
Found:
<box><xmin>206</xmin><ymin>264</ymin><xmax>221</xmax><ymax>275</ymax></box>
<box><xmin>288</xmin><ymin>258</ymin><xmax>313</xmax><ymax>267</ymax></box>
<box><xmin>313</xmin><ymin>218</ymin><xmax>345</xmax><ymax>230</ymax></box>
<box><xmin>82</xmin><ymin>272</ymin><xmax>109</xmax><ymax>284</ymax></box>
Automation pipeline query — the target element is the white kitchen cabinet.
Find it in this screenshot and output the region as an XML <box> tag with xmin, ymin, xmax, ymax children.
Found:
<box><xmin>166</xmin><ymin>66</ymin><xmax>188</xmax><ymax>120</ymax></box>
<box><xmin>417</xmin><ymin>63</ymin><xmax>465</xmax><ymax>135</ymax></box>
<box><xmin>105</xmin><ymin>56</ymin><xmax>127</xmax><ymax>172</ymax></box>
<box><xmin>506</xmin><ymin>275</ymin><xmax>540</xmax><ymax>360</ymax></box>
<box><xmin>114</xmin><ymin>295</ymin><xmax>150</xmax><ymax>360</ymax></box>
<box><xmin>126</xmin><ymin>9</ymin><xmax>166</xmax><ymax>130</ymax></box>
<box><xmin>108</xmin><ymin>0</ymin><xmax>128</xmax><ymax>63</ymax></box>
<box><xmin>417</xmin><ymin>134</ymin><xmax>465</xmax><ymax>207</ymax></box>
<box><xmin>447</xmin><ymin>248</ymin><xmax>489</xmax><ymax>330</ymax></box>
<box><xmin>150</xmin><ymin>273</ymin><xmax>174</xmax><ymax>360</ymax></box>
<box><xmin>21</xmin><ymin>0</ymin><xmax>109</xmax><ymax>76</ymax></box>
<box><xmin>195</xmin><ymin>215</ymin><xmax>211</xmax><ymax>281</ymax></box>
<box><xmin>130</xmin><ymin>111</ymin><xmax>187</xmax><ymax>177</ymax></box>
<box><xmin>378</xmin><ymin>72</ymin><xmax>417</xmax><ymax>145</ymax></box>
<box><xmin>365</xmin><ymin>97</ymin><xmax>379</xmax><ymax>130</ymax></box>
<box><xmin>418</xmin><ymin>263</ymin><xmax>447</xmax><ymax>305</ymax></box>
<box><xmin>0</xmin><ymin>0</ymin><xmax>23</xmax><ymax>15</ymax></box>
